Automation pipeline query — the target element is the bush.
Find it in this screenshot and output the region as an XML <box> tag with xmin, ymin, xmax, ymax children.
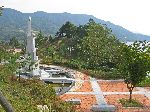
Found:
<box><xmin>82</xmin><ymin>68</ymin><xmax>122</xmax><ymax>80</ymax></box>
<box><xmin>51</xmin><ymin>57</ymin><xmax>122</xmax><ymax>79</ymax></box>
<box><xmin>0</xmin><ymin>73</ymin><xmax>76</xmax><ymax>112</ymax></box>
<box><xmin>40</xmin><ymin>57</ymin><xmax>53</xmax><ymax>65</ymax></box>
<box><xmin>137</xmin><ymin>76</ymin><xmax>150</xmax><ymax>87</ymax></box>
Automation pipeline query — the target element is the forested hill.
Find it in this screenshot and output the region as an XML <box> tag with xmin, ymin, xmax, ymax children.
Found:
<box><xmin>0</xmin><ymin>8</ymin><xmax>150</xmax><ymax>41</ymax></box>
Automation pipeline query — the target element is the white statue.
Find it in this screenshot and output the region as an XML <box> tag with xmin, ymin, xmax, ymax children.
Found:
<box><xmin>26</xmin><ymin>17</ymin><xmax>39</xmax><ymax>76</ymax></box>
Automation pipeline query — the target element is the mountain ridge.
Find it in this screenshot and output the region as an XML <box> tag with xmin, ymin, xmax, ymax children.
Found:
<box><xmin>0</xmin><ymin>8</ymin><xmax>150</xmax><ymax>41</ymax></box>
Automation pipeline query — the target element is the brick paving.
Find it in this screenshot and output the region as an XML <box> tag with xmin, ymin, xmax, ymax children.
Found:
<box><xmin>60</xmin><ymin>94</ymin><xmax>97</xmax><ymax>112</ymax></box>
<box><xmin>98</xmin><ymin>81</ymin><xmax>138</xmax><ymax>92</ymax></box>
<box><xmin>72</xmin><ymin>81</ymin><xmax>93</xmax><ymax>92</ymax></box>
<box><xmin>144</xmin><ymin>87</ymin><xmax>150</xmax><ymax>91</ymax></box>
<box><xmin>54</xmin><ymin>66</ymin><xmax>150</xmax><ymax>112</ymax></box>
<box><xmin>105</xmin><ymin>94</ymin><xmax>150</xmax><ymax>112</ymax></box>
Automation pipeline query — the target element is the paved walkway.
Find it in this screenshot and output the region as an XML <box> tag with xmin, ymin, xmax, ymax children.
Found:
<box><xmin>63</xmin><ymin>78</ymin><xmax>150</xmax><ymax>111</ymax></box>
<box><xmin>65</xmin><ymin>69</ymin><xmax>148</xmax><ymax>101</ymax></box>
<box><xmin>136</xmin><ymin>87</ymin><xmax>150</xmax><ymax>99</ymax></box>
<box><xmin>48</xmin><ymin>65</ymin><xmax>150</xmax><ymax>111</ymax></box>
<box><xmin>90</xmin><ymin>78</ymin><xmax>107</xmax><ymax>105</ymax></box>
<box><xmin>66</xmin><ymin>91</ymin><xmax>149</xmax><ymax>95</ymax></box>
<box><xmin>73</xmin><ymin>79</ymin><xmax>124</xmax><ymax>81</ymax></box>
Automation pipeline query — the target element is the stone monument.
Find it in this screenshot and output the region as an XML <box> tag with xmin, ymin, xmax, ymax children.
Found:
<box><xmin>26</xmin><ymin>17</ymin><xmax>39</xmax><ymax>76</ymax></box>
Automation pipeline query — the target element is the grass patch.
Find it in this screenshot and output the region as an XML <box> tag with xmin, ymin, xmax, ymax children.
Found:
<box><xmin>119</xmin><ymin>99</ymin><xmax>143</xmax><ymax>107</ymax></box>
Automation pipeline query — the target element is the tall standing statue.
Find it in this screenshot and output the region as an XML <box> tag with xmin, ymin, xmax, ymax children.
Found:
<box><xmin>26</xmin><ymin>17</ymin><xmax>39</xmax><ymax>76</ymax></box>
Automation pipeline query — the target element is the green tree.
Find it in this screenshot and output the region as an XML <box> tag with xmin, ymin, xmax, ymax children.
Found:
<box><xmin>0</xmin><ymin>46</ymin><xmax>6</xmax><ymax>63</ymax></box>
<box><xmin>45</xmin><ymin>46</ymin><xmax>55</xmax><ymax>59</ymax></box>
<box><xmin>79</xmin><ymin>19</ymin><xmax>120</xmax><ymax>69</ymax></box>
<box><xmin>0</xmin><ymin>7</ymin><xmax>15</xmax><ymax>112</ymax></box>
<box><xmin>36</xmin><ymin>31</ymin><xmax>53</xmax><ymax>47</ymax></box>
<box><xmin>35</xmin><ymin>31</ymin><xmax>45</xmax><ymax>47</ymax></box>
<box><xmin>56</xmin><ymin>21</ymin><xmax>77</xmax><ymax>38</ymax></box>
<box><xmin>0</xmin><ymin>57</ymin><xmax>15</xmax><ymax>112</ymax></box>
<box><xmin>9</xmin><ymin>37</ymin><xmax>20</xmax><ymax>48</ymax></box>
<box><xmin>55</xmin><ymin>19</ymin><xmax>121</xmax><ymax>71</ymax></box>
<box><xmin>47</xmin><ymin>35</ymin><xmax>53</xmax><ymax>43</ymax></box>
<box><xmin>118</xmin><ymin>41</ymin><xmax>150</xmax><ymax>102</ymax></box>
<box><xmin>0</xmin><ymin>6</ymin><xmax>4</xmax><ymax>16</ymax></box>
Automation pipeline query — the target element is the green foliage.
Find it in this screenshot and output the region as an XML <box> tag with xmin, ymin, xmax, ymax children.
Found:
<box><xmin>37</xmin><ymin>20</ymin><xmax>123</xmax><ymax>79</ymax></box>
<box><xmin>0</xmin><ymin>47</ymin><xmax>20</xmax><ymax>75</ymax></box>
<box><xmin>9</xmin><ymin>37</ymin><xmax>20</xmax><ymax>48</ymax></box>
<box><xmin>56</xmin><ymin>21</ymin><xmax>77</xmax><ymax>38</ymax></box>
<box><xmin>137</xmin><ymin>76</ymin><xmax>150</xmax><ymax>87</ymax></box>
<box><xmin>0</xmin><ymin>76</ymin><xmax>75</xmax><ymax>111</ymax></box>
<box><xmin>84</xmin><ymin>68</ymin><xmax>121</xmax><ymax>80</ymax></box>
<box><xmin>78</xmin><ymin>20</ymin><xmax>121</xmax><ymax>69</ymax></box>
<box><xmin>118</xmin><ymin>41</ymin><xmax>150</xmax><ymax>85</ymax></box>
<box><xmin>0</xmin><ymin>6</ymin><xmax>3</xmax><ymax>16</ymax></box>
<box><xmin>0</xmin><ymin>46</ymin><xmax>7</xmax><ymax>63</ymax></box>
<box><xmin>45</xmin><ymin>46</ymin><xmax>55</xmax><ymax>58</ymax></box>
<box><xmin>118</xmin><ymin>41</ymin><xmax>150</xmax><ymax>101</ymax></box>
<box><xmin>0</xmin><ymin>43</ymin><xmax>75</xmax><ymax>111</ymax></box>
<box><xmin>35</xmin><ymin>31</ymin><xmax>45</xmax><ymax>47</ymax></box>
<box><xmin>119</xmin><ymin>99</ymin><xmax>143</xmax><ymax>107</ymax></box>
<box><xmin>52</xmin><ymin>59</ymin><xmax>78</xmax><ymax>69</ymax></box>
<box><xmin>56</xmin><ymin>19</ymin><xmax>121</xmax><ymax>71</ymax></box>
<box><xmin>0</xmin><ymin>64</ymin><xmax>75</xmax><ymax>111</ymax></box>
<box><xmin>35</xmin><ymin>33</ymin><xmax>56</xmax><ymax>65</ymax></box>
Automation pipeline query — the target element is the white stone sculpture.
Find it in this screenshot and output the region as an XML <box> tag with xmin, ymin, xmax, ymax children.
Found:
<box><xmin>26</xmin><ymin>17</ymin><xmax>39</xmax><ymax>76</ymax></box>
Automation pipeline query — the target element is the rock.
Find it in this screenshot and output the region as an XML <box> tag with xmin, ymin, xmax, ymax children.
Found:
<box><xmin>91</xmin><ymin>104</ymin><xmax>116</xmax><ymax>112</ymax></box>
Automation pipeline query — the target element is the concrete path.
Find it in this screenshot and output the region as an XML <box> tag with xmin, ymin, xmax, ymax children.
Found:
<box><xmin>65</xmin><ymin>77</ymin><xmax>150</xmax><ymax>105</ymax></box>
<box><xmin>65</xmin><ymin>91</ymin><xmax>150</xmax><ymax>95</ymax></box>
<box><xmin>42</xmin><ymin>65</ymin><xmax>150</xmax><ymax>111</ymax></box>
<box><xmin>90</xmin><ymin>78</ymin><xmax>107</xmax><ymax>105</ymax></box>
<box><xmin>136</xmin><ymin>87</ymin><xmax>150</xmax><ymax>99</ymax></box>
<box><xmin>65</xmin><ymin>78</ymin><xmax>150</xmax><ymax>106</ymax></box>
<box><xmin>74</xmin><ymin>79</ymin><xmax>124</xmax><ymax>82</ymax></box>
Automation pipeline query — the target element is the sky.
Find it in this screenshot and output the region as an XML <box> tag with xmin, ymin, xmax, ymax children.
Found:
<box><xmin>1</xmin><ymin>0</ymin><xmax>150</xmax><ymax>36</ymax></box>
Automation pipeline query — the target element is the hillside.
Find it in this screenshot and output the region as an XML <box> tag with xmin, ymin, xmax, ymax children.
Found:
<box><xmin>0</xmin><ymin>8</ymin><xmax>150</xmax><ymax>41</ymax></box>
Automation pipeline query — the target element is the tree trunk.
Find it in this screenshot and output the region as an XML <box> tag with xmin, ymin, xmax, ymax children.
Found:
<box><xmin>52</xmin><ymin>53</ymin><xmax>54</xmax><ymax>60</ymax></box>
<box><xmin>129</xmin><ymin>89</ymin><xmax>132</xmax><ymax>103</ymax></box>
<box><xmin>11</xmin><ymin>75</ymin><xmax>14</xmax><ymax>81</ymax></box>
<box><xmin>0</xmin><ymin>91</ymin><xmax>14</xmax><ymax>112</ymax></box>
<box><xmin>127</xmin><ymin>83</ymin><xmax>134</xmax><ymax>103</ymax></box>
<box><xmin>19</xmin><ymin>73</ymin><xmax>20</xmax><ymax>82</ymax></box>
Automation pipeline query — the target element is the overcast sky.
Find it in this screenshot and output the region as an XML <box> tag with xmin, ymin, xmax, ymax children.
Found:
<box><xmin>1</xmin><ymin>0</ymin><xmax>150</xmax><ymax>35</ymax></box>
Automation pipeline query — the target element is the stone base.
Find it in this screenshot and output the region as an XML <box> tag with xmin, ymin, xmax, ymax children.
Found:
<box><xmin>65</xmin><ymin>99</ymin><xmax>81</xmax><ymax>105</ymax></box>
<box><xmin>31</xmin><ymin>68</ymin><xmax>40</xmax><ymax>76</ymax></box>
<box><xmin>91</xmin><ymin>104</ymin><xmax>116</xmax><ymax>112</ymax></box>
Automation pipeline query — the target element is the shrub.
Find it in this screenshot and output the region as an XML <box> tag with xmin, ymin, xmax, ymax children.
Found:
<box><xmin>0</xmin><ymin>74</ymin><xmax>75</xmax><ymax>112</ymax></box>
<box><xmin>82</xmin><ymin>68</ymin><xmax>122</xmax><ymax>79</ymax></box>
<box><xmin>137</xmin><ymin>76</ymin><xmax>150</xmax><ymax>87</ymax></box>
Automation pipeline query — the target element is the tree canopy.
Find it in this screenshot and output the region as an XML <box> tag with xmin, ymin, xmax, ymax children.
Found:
<box><xmin>9</xmin><ymin>37</ymin><xmax>20</xmax><ymax>48</ymax></box>
<box><xmin>56</xmin><ymin>21</ymin><xmax>77</xmax><ymax>38</ymax></box>
<box><xmin>118</xmin><ymin>41</ymin><xmax>150</xmax><ymax>102</ymax></box>
<box><xmin>0</xmin><ymin>6</ymin><xmax>4</xmax><ymax>16</ymax></box>
<box><xmin>55</xmin><ymin>19</ymin><xmax>121</xmax><ymax>70</ymax></box>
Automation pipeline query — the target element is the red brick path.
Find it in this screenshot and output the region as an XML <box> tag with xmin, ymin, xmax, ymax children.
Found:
<box><xmin>59</xmin><ymin>71</ymin><xmax>150</xmax><ymax>112</ymax></box>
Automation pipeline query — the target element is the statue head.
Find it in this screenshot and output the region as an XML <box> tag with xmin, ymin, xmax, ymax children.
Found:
<box><xmin>29</xmin><ymin>16</ymin><xmax>31</xmax><ymax>21</ymax></box>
